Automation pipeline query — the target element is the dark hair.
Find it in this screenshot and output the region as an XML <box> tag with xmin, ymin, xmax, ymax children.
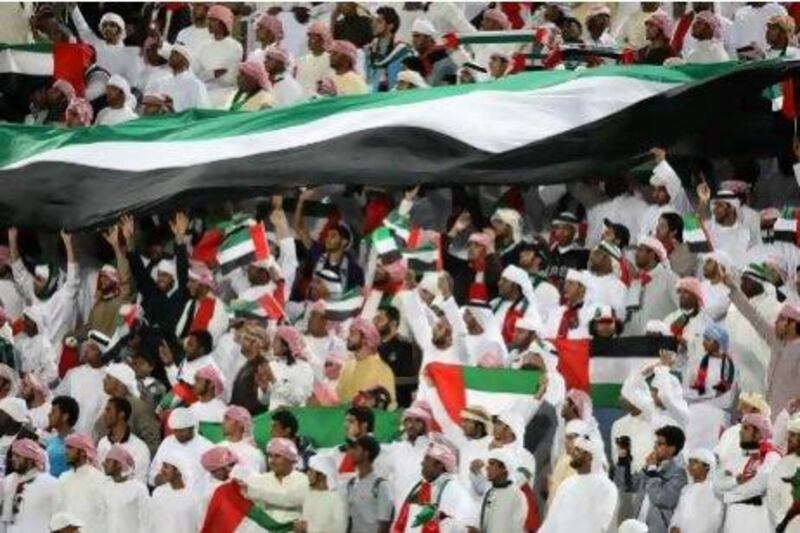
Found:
<box><xmin>655</xmin><ymin>425</ymin><xmax>685</xmax><ymax>455</ymax></box>
<box><xmin>660</xmin><ymin>212</ymin><xmax>684</xmax><ymax>243</ymax></box>
<box><xmin>108</xmin><ymin>397</ymin><xmax>132</xmax><ymax>422</ymax></box>
<box><xmin>589</xmin><ymin>318</ymin><xmax>624</xmax><ymax>337</ymax></box>
<box><xmin>346</xmin><ymin>406</ymin><xmax>375</xmax><ymax>432</ymax></box>
<box><xmin>51</xmin><ymin>396</ymin><xmax>80</xmax><ymax>427</ymax></box>
<box><xmin>355</xmin><ymin>435</ymin><xmax>381</xmax><ymax>462</ymax></box>
<box><xmin>376</xmin><ymin>6</ymin><xmax>400</xmax><ymax>34</ymax></box>
<box><xmin>189</xmin><ymin>330</ymin><xmax>214</xmax><ymax>355</ymax></box>
<box><xmin>379</xmin><ymin>306</ymin><xmax>400</xmax><ymax>326</ymax></box>
<box><xmin>272</xmin><ymin>409</ymin><xmax>299</xmax><ymax>436</ymax></box>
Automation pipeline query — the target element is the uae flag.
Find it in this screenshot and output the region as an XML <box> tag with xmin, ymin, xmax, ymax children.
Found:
<box><xmin>773</xmin><ymin>206</ymin><xmax>800</xmax><ymax>245</ymax></box>
<box><xmin>228</xmin><ymin>289</ymin><xmax>284</xmax><ymax>321</ymax></box>
<box><xmin>198</xmin><ymin>405</ymin><xmax>403</xmax><ymax>450</ymax></box>
<box><xmin>201</xmin><ymin>481</ymin><xmax>294</xmax><ymax>533</ymax></box>
<box><xmin>0</xmin><ymin>43</ymin><xmax>93</xmax><ymax>122</ymax></box>
<box><xmin>683</xmin><ymin>214</ymin><xmax>712</xmax><ymax>253</ymax></box>
<box><xmin>403</xmin><ymin>242</ymin><xmax>441</xmax><ymax>272</ymax></box>
<box><xmin>1</xmin><ymin>61</ymin><xmax>796</xmax><ymax>230</ymax></box>
<box><xmin>324</xmin><ymin>288</ymin><xmax>364</xmax><ymax>321</ymax></box>
<box><xmin>217</xmin><ymin>219</ymin><xmax>270</xmax><ymax>275</ymax></box>
<box><xmin>372</xmin><ymin>227</ymin><xmax>403</xmax><ymax>263</ymax></box>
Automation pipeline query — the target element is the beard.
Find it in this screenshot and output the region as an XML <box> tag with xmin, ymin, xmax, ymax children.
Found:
<box><xmin>740</xmin><ymin>439</ymin><xmax>759</xmax><ymax>450</ymax></box>
<box><xmin>346</xmin><ymin>339</ymin><xmax>361</xmax><ymax>352</ymax></box>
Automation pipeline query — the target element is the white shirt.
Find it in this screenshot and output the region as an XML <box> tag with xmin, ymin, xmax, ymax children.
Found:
<box><xmin>148</xmin><ymin>484</ymin><xmax>203</xmax><ymax>533</ymax></box>
<box><xmin>610</xmin><ymin>413</ymin><xmax>656</xmax><ymax>473</ymax></box>
<box><xmin>542</xmin><ymin>303</ymin><xmax>592</xmax><ymax>340</ymax></box>
<box><xmin>532</xmin><ymin>277</ymin><xmax>561</xmax><ymax>326</ymax></box>
<box><xmin>149</xmin><ymin>435</ymin><xmax>213</xmax><ymax>488</ymax></box>
<box><xmin>732</xmin><ymin>3</ymin><xmax>787</xmax><ymax>50</ymax></box>
<box><xmin>174</xmin><ymin>25</ymin><xmax>213</xmax><ymax>59</ymax></box>
<box><xmin>54</xmin><ymin>365</ymin><xmax>109</xmax><ymax>435</ymax></box>
<box><xmin>383</xmin><ymin>435</ymin><xmax>430</xmax><ymax>510</ymax></box>
<box><xmin>220</xmin><ymin>439</ymin><xmax>266</xmax><ymax>473</ymax></box>
<box><xmin>702</xmin><ymin>280</ymin><xmax>731</xmax><ymax>322</ymax></box>
<box><xmin>767</xmin><ymin>453</ymin><xmax>800</xmax><ymax>525</ymax></box>
<box><xmin>296</xmin><ymin>52</ymin><xmax>332</xmax><ymax>97</ymax></box>
<box><xmin>28</xmin><ymin>401</ymin><xmax>51</xmax><ymax>433</ymax></box>
<box><xmin>97</xmin><ymin>433</ymin><xmax>152</xmax><ymax>485</ymax></box>
<box><xmin>196</xmin><ymin>36</ymin><xmax>243</xmax><ymax>107</ymax></box>
<box><xmin>301</xmin><ymin>490</ymin><xmax>347</xmax><ymax>533</ymax></box>
<box><xmin>13</xmin><ymin>333</ymin><xmax>58</xmax><ymax>386</ymax></box>
<box><xmin>0</xmin><ymin>279</ymin><xmax>24</xmax><ymax>320</ymax></box>
<box><xmin>278</xmin><ymin>11</ymin><xmax>310</xmax><ymax>60</ymax></box>
<box><xmin>267</xmin><ymin>358</ymin><xmax>314</xmax><ymax>410</ymax></box>
<box><xmin>1</xmin><ymin>471</ymin><xmax>58</xmax><ymax>533</ymax></box>
<box><xmin>189</xmin><ymin>397</ymin><xmax>228</xmax><ymax>423</ymax></box>
<box><xmin>56</xmin><ymin>465</ymin><xmax>108</xmax><ymax>533</ymax></box>
<box><xmin>539</xmin><ymin>472</ymin><xmax>618</xmax><ymax>533</ymax></box>
<box><xmin>587</xmin><ymin>273</ymin><xmax>627</xmax><ymax>320</ymax></box>
<box><xmin>71</xmin><ymin>6</ymin><xmax>141</xmax><ymax>86</ymax></box>
<box><xmin>725</xmin><ymin>290</ymin><xmax>781</xmax><ymax>395</ymax></box>
<box><xmin>95</xmin><ymin>105</ymin><xmax>139</xmax><ymax>126</ymax></box>
<box><xmin>104</xmin><ymin>478</ymin><xmax>150</xmax><ymax>533</ymax></box>
<box><xmin>683</xmin><ymin>13</ymin><xmax>735</xmax><ymax>56</ymax></box>
<box><xmin>243</xmin><ymin>470</ymin><xmax>310</xmax><ymax>523</ymax></box>
<box><xmin>707</xmin><ymin>221</ymin><xmax>752</xmax><ymax>263</ymax></box>
<box><xmin>670</xmin><ymin>479</ymin><xmax>724</xmax><ymax>533</ymax></box>
<box><xmin>161</xmin><ymin>69</ymin><xmax>210</xmax><ymax>112</ymax></box>
<box><xmin>272</xmin><ymin>75</ymin><xmax>304</xmax><ymax>108</ymax></box>
<box><xmin>686</xmin><ymin>39</ymin><xmax>731</xmax><ymax>63</ymax></box>
<box><xmin>395</xmin><ymin>474</ymin><xmax>477</xmax><ymax>533</ymax></box>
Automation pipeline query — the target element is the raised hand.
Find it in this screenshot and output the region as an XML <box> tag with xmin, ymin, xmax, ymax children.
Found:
<box><xmin>649</xmin><ymin>147</ymin><xmax>667</xmax><ymax>163</ymax></box>
<box><xmin>170</xmin><ymin>211</ymin><xmax>189</xmax><ymax>240</ymax></box>
<box><xmin>120</xmin><ymin>214</ymin><xmax>135</xmax><ymax>243</ymax></box>
<box><xmin>696</xmin><ymin>182</ymin><xmax>711</xmax><ymax>205</ymax></box>
<box><xmin>102</xmin><ymin>224</ymin><xmax>121</xmax><ymax>250</ymax></box>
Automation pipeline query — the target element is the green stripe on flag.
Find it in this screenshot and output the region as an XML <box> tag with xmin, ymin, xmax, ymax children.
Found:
<box><xmin>462</xmin><ymin>366</ymin><xmax>540</xmax><ymax>394</ymax></box>
<box><xmin>590</xmin><ymin>383</ymin><xmax>623</xmax><ymax>408</ymax></box>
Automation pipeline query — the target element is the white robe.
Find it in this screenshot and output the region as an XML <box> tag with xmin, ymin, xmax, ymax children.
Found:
<box><xmin>707</xmin><ymin>221</ymin><xmax>752</xmax><ymax>264</ymax></box>
<box><xmin>104</xmin><ymin>478</ymin><xmax>150</xmax><ymax>533</ymax></box>
<box><xmin>54</xmin><ymin>365</ymin><xmax>108</xmax><ymax>435</ymax></box>
<box><xmin>394</xmin><ymin>474</ymin><xmax>477</xmax><ymax>533</ymax></box>
<box><xmin>71</xmin><ymin>6</ymin><xmax>141</xmax><ymax>86</ymax></box>
<box><xmin>480</xmin><ymin>482</ymin><xmax>528</xmax><ymax>533</ymax></box>
<box><xmin>0</xmin><ymin>280</ymin><xmax>24</xmax><ymax>320</ymax></box>
<box><xmin>685</xmin><ymin>40</ymin><xmax>730</xmax><ymax>64</ymax></box>
<box><xmin>174</xmin><ymin>25</ymin><xmax>213</xmax><ymax>59</ymax></box>
<box><xmin>97</xmin><ymin>433</ymin><xmax>152</xmax><ymax>485</ymax></box>
<box><xmin>767</xmin><ymin>453</ymin><xmax>800</xmax><ymax>527</ymax></box>
<box><xmin>587</xmin><ymin>273</ymin><xmax>627</xmax><ymax>320</ymax></box>
<box><xmin>13</xmin><ymin>333</ymin><xmax>58</xmax><ymax>386</ymax></box>
<box><xmin>267</xmin><ymin>358</ymin><xmax>314</xmax><ymax>410</ymax></box>
<box><xmin>220</xmin><ymin>439</ymin><xmax>266</xmax><ymax>473</ymax></box>
<box><xmin>271</xmin><ymin>75</ymin><xmax>304</xmax><ymax>108</ymax></box>
<box><xmin>148</xmin><ymin>435</ymin><xmax>213</xmax><ymax>488</ymax></box>
<box><xmin>55</xmin><ymin>465</ymin><xmax>108</xmax><ymax>533</ymax></box>
<box><xmin>160</xmin><ymin>69</ymin><xmax>210</xmax><ymax>112</ymax></box>
<box><xmin>148</xmin><ymin>484</ymin><xmax>202</xmax><ymax>533</ymax></box>
<box><xmin>95</xmin><ymin>105</ymin><xmax>139</xmax><ymax>126</ymax></box>
<box><xmin>725</xmin><ymin>290</ymin><xmax>781</xmax><ymax>395</ymax></box>
<box><xmin>669</xmin><ymin>479</ymin><xmax>724</xmax><ymax>533</ymax></box>
<box><xmin>540</xmin><ymin>472</ymin><xmax>618</xmax><ymax>533</ymax></box>
<box><xmin>196</xmin><ymin>36</ymin><xmax>243</xmax><ymax>107</ymax></box>
<box><xmin>717</xmin><ymin>447</ymin><xmax>782</xmax><ymax>533</ymax></box>
<box><xmin>0</xmin><ymin>471</ymin><xmax>58</xmax><ymax>533</ymax></box>
<box><xmin>301</xmin><ymin>490</ymin><xmax>347</xmax><ymax>533</ymax></box>
<box><xmin>732</xmin><ymin>3</ymin><xmax>787</xmax><ymax>50</ymax></box>
<box><xmin>189</xmin><ymin>397</ymin><xmax>227</xmax><ymax>423</ymax></box>
<box><xmin>296</xmin><ymin>52</ymin><xmax>333</xmax><ymax>98</ymax></box>
<box><xmin>383</xmin><ymin>435</ymin><xmax>431</xmax><ymax>511</ymax></box>
<box><xmin>610</xmin><ymin>413</ymin><xmax>656</xmax><ymax>473</ymax></box>
<box><xmin>243</xmin><ymin>470</ymin><xmax>309</xmax><ymax>524</ymax></box>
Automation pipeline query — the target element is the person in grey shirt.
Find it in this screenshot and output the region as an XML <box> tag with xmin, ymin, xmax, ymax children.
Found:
<box><xmin>345</xmin><ymin>435</ymin><xmax>393</xmax><ymax>533</ymax></box>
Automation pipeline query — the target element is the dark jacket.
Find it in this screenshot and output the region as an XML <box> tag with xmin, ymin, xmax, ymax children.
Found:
<box><xmin>615</xmin><ymin>457</ymin><xmax>688</xmax><ymax>533</ymax></box>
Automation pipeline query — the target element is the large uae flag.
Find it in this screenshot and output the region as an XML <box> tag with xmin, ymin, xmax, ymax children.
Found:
<box><xmin>0</xmin><ymin>60</ymin><xmax>797</xmax><ymax>229</ymax></box>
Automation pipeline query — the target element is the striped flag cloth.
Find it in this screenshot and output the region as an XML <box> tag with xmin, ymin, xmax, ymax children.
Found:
<box><xmin>200</xmin><ymin>482</ymin><xmax>294</xmax><ymax>533</ymax></box>
<box><xmin>228</xmin><ymin>287</ymin><xmax>285</xmax><ymax>321</ymax></box>
<box><xmin>773</xmin><ymin>207</ymin><xmax>800</xmax><ymax>245</ymax></box>
<box><xmin>217</xmin><ymin>218</ymin><xmax>270</xmax><ymax>275</ymax></box>
<box><xmin>371</xmin><ymin>227</ymin><xmax>403</xmax><ymax>263</ymax></box>
<box><xmin>324</xmin><ymin>288</ymin><xmax>364</xmax><ymax>321</ymax></box>
<box><xmin>683</xmin><ymin>214</ymin><xmax>712</xmax><ymax>253</ymax></box>
<box><xmin>403</xmin><ymin>242</ymin><xmax>441</xmax><ymax>273</ymax></box>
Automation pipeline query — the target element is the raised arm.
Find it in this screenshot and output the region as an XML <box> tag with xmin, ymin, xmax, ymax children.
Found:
<box><xmin>70</xmin><ymin>5</ymin><xmax>101</xmax><ymax>45</ymax></box>
<box><xmin>170</xmin><ymin>212</ymin><xmax>190</xmax><ymax>294</ymax></box>
<box><xmin>103</xmin><ymin>224</ymin><xmax>133</xmax><ymax>300</ymax></box>
<box><xmin>270</xmin><ymin>197</ymin><xmax>299</xmax><ymax>292</ymax></box>
<box><xmin>724</xmin><ymin>273</ymin><xmax>778</xmax><ymax>350</ymax></box>
<box><xmin>8</xmin><ymin>227</ymin><xmax>35</xmax><ymax>303</ymax></box>
<box><xmin>59</xmin><ymin>231</ymin><xmax>80</xmax><ymax>299</ymax></box>
<box><xmin>292</xmin><ymin>189</ymin><xmax>315</xmax><ymax>251</ymax></box>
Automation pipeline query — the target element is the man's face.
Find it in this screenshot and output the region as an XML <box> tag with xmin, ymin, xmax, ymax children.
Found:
<box><xmin>373</xmin><ymin>14</ymin><xmax>389</xmax><ymax>36</ymax></box>
<box><xmin>594</xmin><ymin>320</ymin><xmax>617</xmax><ymax>338</ymax></box>
<box><xmin>551</xmin><ymin>223</ymin><xmax>575</xmax><ymax>247</ymax></box>
<box><xmin>767</xmin><ymin>24</ymin><xmax>784</xmax><ymax>48</ymax></box>
<box><xmin>187</xmin><ymin>279</ymin><xmax>204</xmax><ymax>299</ymax></box>
<box><xmin>351</xmin><ymin>443</ymin><xmax>368</xmax><ymax>464</ymax></box>
<box><xmin>497</xmin><ymin>277</ymin><xmax>515</xmax><ymax>300</ymax></box>
<box><xmin>588</xmin><ymin>248</ymin><xmax>611</xmax><ymax>273</ymax></box>
<box><xmin>268</xmin><ymin>453</ymin><xmax>293</xmax><ymax>475</ymax></box>
<box><xmin>192</xmin><ymin>4</ymin><xmax>209</xmax><ymax>22</ymax></box>
<box><xmin>431</xmin><ymin>320</ymin><xmax>451</xmax><ymax>349</ymax></box>
<box><xmin>740</xmin><ymin>276</ymin><xmax>762</xmax><ymax>298</ymax></box>
<box><xmin>738</xmin><ymin>402</ymin><xmax>759</xmax><ymax>418</ymax></box>
<box><xmin>101</xmin><ymin>21</ymin><xmax>122</xmax><ymax>42</ymax></box>
<box><xmin>324</xmin><ymin>229</ymin><xmax>345</xmax><ymax>253</ymax></box>
<box><xmin>459</xmin><ymin>419</ymin><xmax>480</xmax><ymax>439</ymax></box>
<box><xmin>84</xmin><ymin>342</ymin><xmax>103</xmax><ymax>367</ymax></box>
<box><xmin>308</xmin><ymin>34</ymin><xmax>325</xmax><ymax>54</ymax></box>
<box><xmin>634</xmin><ymin>245</ymin><xmax>655</xmax><ymax>270</ymax></box>
<box><xmin>192</xmin><ymin>376</ymin><xmax>211</xmax><ymax>398</ymax></box>
<box><xmin>102</xmin><ymin>401</ymin><xmax>120</xmax><ymax>429</ymax></box>
<box><xmin>22</xmin><ymin>315</ymin><xmax>38</xmax><ymax>337</ymax></box>
<box><xmin>568</xmin><ymin>447</ymin><xmax>589</xmax><ymax>470</ymax></box>
<box><xmin>247</xmin><ymin>265</ymin><xmax>270</xmax><ymax>286</ymax></box>
<box><xmin>403</xmin><ymin>417</ymin><xmax>426</xmax><ymax>439</ymax></box>
<box><xmin>739</xmin><ymin>423</ymin><xmax>759</xmax><ymax>448</ymax></box>
<box><xmin>256</xmin><ymin>25</ymin><xmax>277</xmax><ymax>45</ymax></box>
<box><xmin>184</xmin><ymin>335</ymin><xmax>202</xmax><ymax>358</ymax></box>
<box><xmin>561</xmin><ymin>399</ymin><xmax>579</xmax><ymax>421</ymax></box>
<box><xmin>788</xmin><ymin>431</ymin><xmax>800</xmax><ymax>455</ymax></box>
<box><xmin>344</xmin><ymin>414</ymin><xmax>365</xmax><ymax>439</ymax></box>
<box><xmin>712</xmin><ymin>201</ymin><xmax>733</xmax><ymax>224</ymax></box>
<box><xmin>650</xmin><ymin>185</ymin><xmax>670</xmax><ymax>206</ymax></box>
<box><xmin>645</xmin><ymin>21</ymin><xmax>661</xmax><ymax>41</ymax></box>
<box><xmin>702</xmin><ymin>258</ymin><xmax>719</xmax><ymax>280</ymax></box>
<box><xmin>106</xmin><ymin>85</ymin><xmax>125</xmax><ymax>108</ymax></box>
<box><xmin>10</xmin><ymin>453</ymin><xmax>33</xmax><ymax>475</ymax></box>
<box><xmin>103</xmin><ymin>457</ymin><xmax>122</xmax><ymax>478</ymax></box>
<box><xmin>518</xmin><ymin>249</ymin><xmax>540</xmax><ymax>272</ymax></box>
<box><xmin>654</xmin><ymin>435</ymin><xmax>674</xmax><ymax>462</ymax></box>
<box><xmin>307</xmin><ymin>277</ymin><xmax>329</xmax><ymax>302</ymax></box>
<box><xmin>510</xmin><ymin>327</ymin><xmax>534</xmax><ymax>350</ymax></box>
<box><xmin>467</xmin><ymin>241</ymin><xmax>485</xmax><ymax>262</ymax></box>
<box><xmin>492</xmin><ymin>420</ymin><xmax>514</xmax><ymax>443</ymax></box>
<box><xmin>222</xmin><ymin>416</ymin><xmax>242</xmax><ymax>439</ymax></box>
<box><xmin>265</xmin><ymin>56</ymin><xmax>285</xmax><ymax>76</ymax></box>
<box><xmin>655</xmin><ymin>217</ymin><xmax>671</xmax><ymax>242</ymax></box>
<box><xmin>691</xmin><ymin>19</ymin><xmax>713</xmax><ymax>40</ymax></box>
<box><xmin>485</xmin><ymin>458</ymin><xmax>507</xmax><ymax>483</ymax></box>
<box><xmin>491</xmin><ymin>219</ymin><xmax>512</xmax><ymax>240</ymax></box>
<box><xmin>488</xmin><ymin>57</ymin><xmax>508</xmax><ymax>78</ymax></box>
<box><xmin>373</xmin><ymin>311</ymin><xmax>392</xmax><ymax>337</ymax></box>
<box><xmin>678</xmin><ymin>289</ymin><xmax>698</xmax><ymax>311</ymax></box>
<box><xmin>563</xmin><ymin>280</ymin><xmax>585</xmax><ymax>303</ymax></box>
<box><xmin>65</xmin><ymin>446</ymin><xmax>82</xmax><ymax>467</ymax></box>
<box><xmin>168</xmin><ymin>51</ymin><xmax>189</xmax><ymax>72</ymax></box>
<box><xmin>412</xmin><ymin>33</ymin><xmax>434</xmax><ymax>53</ymax></box>
<box><xmin>173</xmin><ymin>427</ymin><xmax>195</xmax><ymax>444</ymax></box>
<box><xmin>587</xmin><ymin>14</ymin><xmax>610</xmax><ymax>37</ymax></box>
<box><xmin>687</xmin><ymin>458</ymin><xmax>709</xmax><ymax>482</ymax></box>
<box><xmin>481</xmin><ymin>17</ymin><xmax>504</xmax><ymax>31</ymax></box>
<box><xmin>130</xmin><ymin>355</ymin><xmax>153</xmax><ymax>379</ymax></box>
<box><xmin>308</xmin><ymin>310</ymin><xmax>328</xmax><ymax>337</ymax></box>
<box><xmin>208</xmin><ymin>18</ymin><xmax>227</xmax><ymax>38</ymax></box>
<box><xmin>346</xmin><ymin>328</ymin><xmax>363</xmax><ymax>352</ymax></box>
<box><xmin>776</xmin><ymin>316</ymin><xmax>796</xmax><ymax>339</ymax></box>
<box><xmin>270</xmin><ymin>420</ymin><xmax>292</xmax><ymax>439</ymax></box>
<box><xmin>421</xmin><ymin>455</ymin><xmax>443</xmax><ymax>482</ymax></box>
<box><xmin>160</xmin><ymin>462</ymin><xmax>179</xmax><ymax>484</ymax></box>
<box><xmin>47</xmin><ymin>404</ymin><xmax>63</xmax><ymax>431</ymax></box>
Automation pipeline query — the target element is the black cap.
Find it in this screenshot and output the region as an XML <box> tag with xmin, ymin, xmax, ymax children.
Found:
<box><xmin>603</xmin><ymin>218</ymin><xmax>630</xmax><ymax>249</ymax></box>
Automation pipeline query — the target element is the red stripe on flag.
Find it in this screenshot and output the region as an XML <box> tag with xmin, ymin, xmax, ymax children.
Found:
<box><xmin>425</xmin><ymin>362</ymin><xmax>467</xmax><ymax>423</ymax></box>
<box><xmin>173</xmin><ymin>381</ymin><xmax>198</xmax><ymax>405</ymax></box>
<box><xmin>192</xmin><ymin>228</ymin><xmax>223</xmax><ymax>267</ymax></box>
<box><xmin>53</xmin><ymin>42</ymin><xmax>93</xmax><ymax>97</ymax></box>
<box><xmin>257</xmin><ymin>291</ymin><xmax>285</xmax><ymax>320</ymax></box>
<box><xmin>407</xmin><ymin>226</ymin><xmax>423</xmax><ymax>249</ymax></box>
<box><xmin>200</xmin><ymin>481</ymin><xmax>253</xmax><ymax>533</ymax></box>
<box><xmin>783</xmin><ymin>78</ymin><xmax>797</xmax><ymax>120</ymax></box>
<box><xmin>794</xmin><ymin>208</ymin><xmax>800</xmax><ymax>246</ymax></box>
<box><xmin>551</xmin><ymin>339</ymin><xmax>590</xmax><ymax>392</ymax></box>
<box><xmin>250</xmin><ymin>223</ymin><xmax>270</xmax><ymax>261</ymax></box>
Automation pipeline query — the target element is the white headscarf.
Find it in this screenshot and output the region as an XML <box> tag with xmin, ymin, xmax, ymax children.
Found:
<box><xmin>107</xmin><ymin>74</ymin><xmax>136</xmax><ymax>109</ymax></box>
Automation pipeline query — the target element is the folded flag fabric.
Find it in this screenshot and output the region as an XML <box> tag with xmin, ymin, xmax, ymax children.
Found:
<box><xmin>200</xmin><ymin>481</ymin><xmax>294</xmax><ymax>533</ymax></box>
<box><xmin>324</xmin><ymin>288</ymin><xmax>364</xmax><ymax>321</ymax></box>
<box><xmin>198</xmin><ymin>405</ymin><xmax>403</xmax><ymax>449</ymax></box>
<box><xmin>217</xmin><ymin>218</ymin><xmax>270</xmax><ymax>275</ymax></box>
<box><xmin>773</xmin><ymin>206</ymin><xmax>800</xmax><ymax>245</ymax></box>
<box><xmin>683</xmin><ymin>213</ymin><xmax>712</xmax><ymax>253</ymax></box>
<box><xmin>403</xmin><ymin>242</ymin><xmax>441</xmax><ymax>273</ymax></box>
<box><xmin>372</xmin><ymin>226</ymin><xmax>403</xmax><ymax>264</ymax></box>
<box><xmin>228</xmin><ymin>286</ymin><xmax>285</xmax><ymax>321</ymax></box>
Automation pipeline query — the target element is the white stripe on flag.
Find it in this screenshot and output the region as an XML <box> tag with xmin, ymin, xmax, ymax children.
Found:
<box><xmin>464</xmin><ymin>390</ymin><xmax>537</xmax><ymax>419</ymax></box>
<box><xmin>5</xmin><ymin>77</ymin><xmax>677</xmax><ymax>171</ymax></box>
<box><xmin>590</xmin><ymin>357</ymin><xmax>655</xmax><ymax>384</ymax></box>
<box><xmin>218</xmin><ymin>238</ymin><xmax>254</xmax><ymax>266</ymax></box>
<box><xmin>0</xmin><ymin>49</ymin><xmax>53</xmax><ymax>76</ymax></box>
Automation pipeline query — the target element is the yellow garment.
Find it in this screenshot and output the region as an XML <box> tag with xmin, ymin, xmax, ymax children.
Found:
<box><xmin>331</xmin><ymin>72</ymin><xmax>369</xmax><ymax>96</ymax></box>
<box><xmin>226</xmin><ymin>89</ymin><xmax>274</xmax><ymax>112</ymax></box>
<box><xmin>548</xmin><ymin>452</ymin><xmax>576</xmax><ymax>505</ymax></box>
<box><xmin>336</xmin><ymin>354</ymin><xmax>397</xmax><ymax>410</ymax></box>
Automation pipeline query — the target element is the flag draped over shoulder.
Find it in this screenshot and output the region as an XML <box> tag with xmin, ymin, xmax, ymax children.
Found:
<box><xmin>200</xmin><ymin>481</ymin><xmax>295</xmax><ymax>533</ymax></box>
<box><xmin>1</xmin><ymin>61</ymin><xmax>798</xmax><ymax>230</ymax></box>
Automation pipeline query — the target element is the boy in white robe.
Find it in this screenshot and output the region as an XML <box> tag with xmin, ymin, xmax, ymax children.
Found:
<box><xmin>479</xmin><ymin>448</ymin><xmax>529</xmax><ymax>533</ymax></box>
<box><xmin>219</xmin><ymin>405</ymin><xmax>265</xmax><ymax>473</ymax></box>
<box><xmin>189</xmin><ymin>365</ymin><xmax>227</xmax><ymax>423</ymax></box>
<box><xmin>102</xmin><ymin>445</ymin><xmax>149</xmax><ymax>533</ymax></box>
<box><xmin>1</xmin><ymin>439</ymin><xmax>57</xmax><ymax>533</ymax></box>
<box><xmin>149</xmin><ymin>451</ymin><xmax>203</xmax><ymax>533</ymax></box>
<box><xmin>148</xmin><ymin>408</ymin><xmax>212</xmax><ymax>489</ymax></box>
<box><xmin>299</xmin><ymin>454</ymin><xmax>347</xmax><ymax>533</ymax></box>
<box><xmin>670</xmin><ymin>448</ymin><xmax>724</xmax><ymax>533</ymax></box>
<box><xmin>55</xmin><ymin>433</ymin><xmax>107</xmax><ymax>533</ymax></box>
